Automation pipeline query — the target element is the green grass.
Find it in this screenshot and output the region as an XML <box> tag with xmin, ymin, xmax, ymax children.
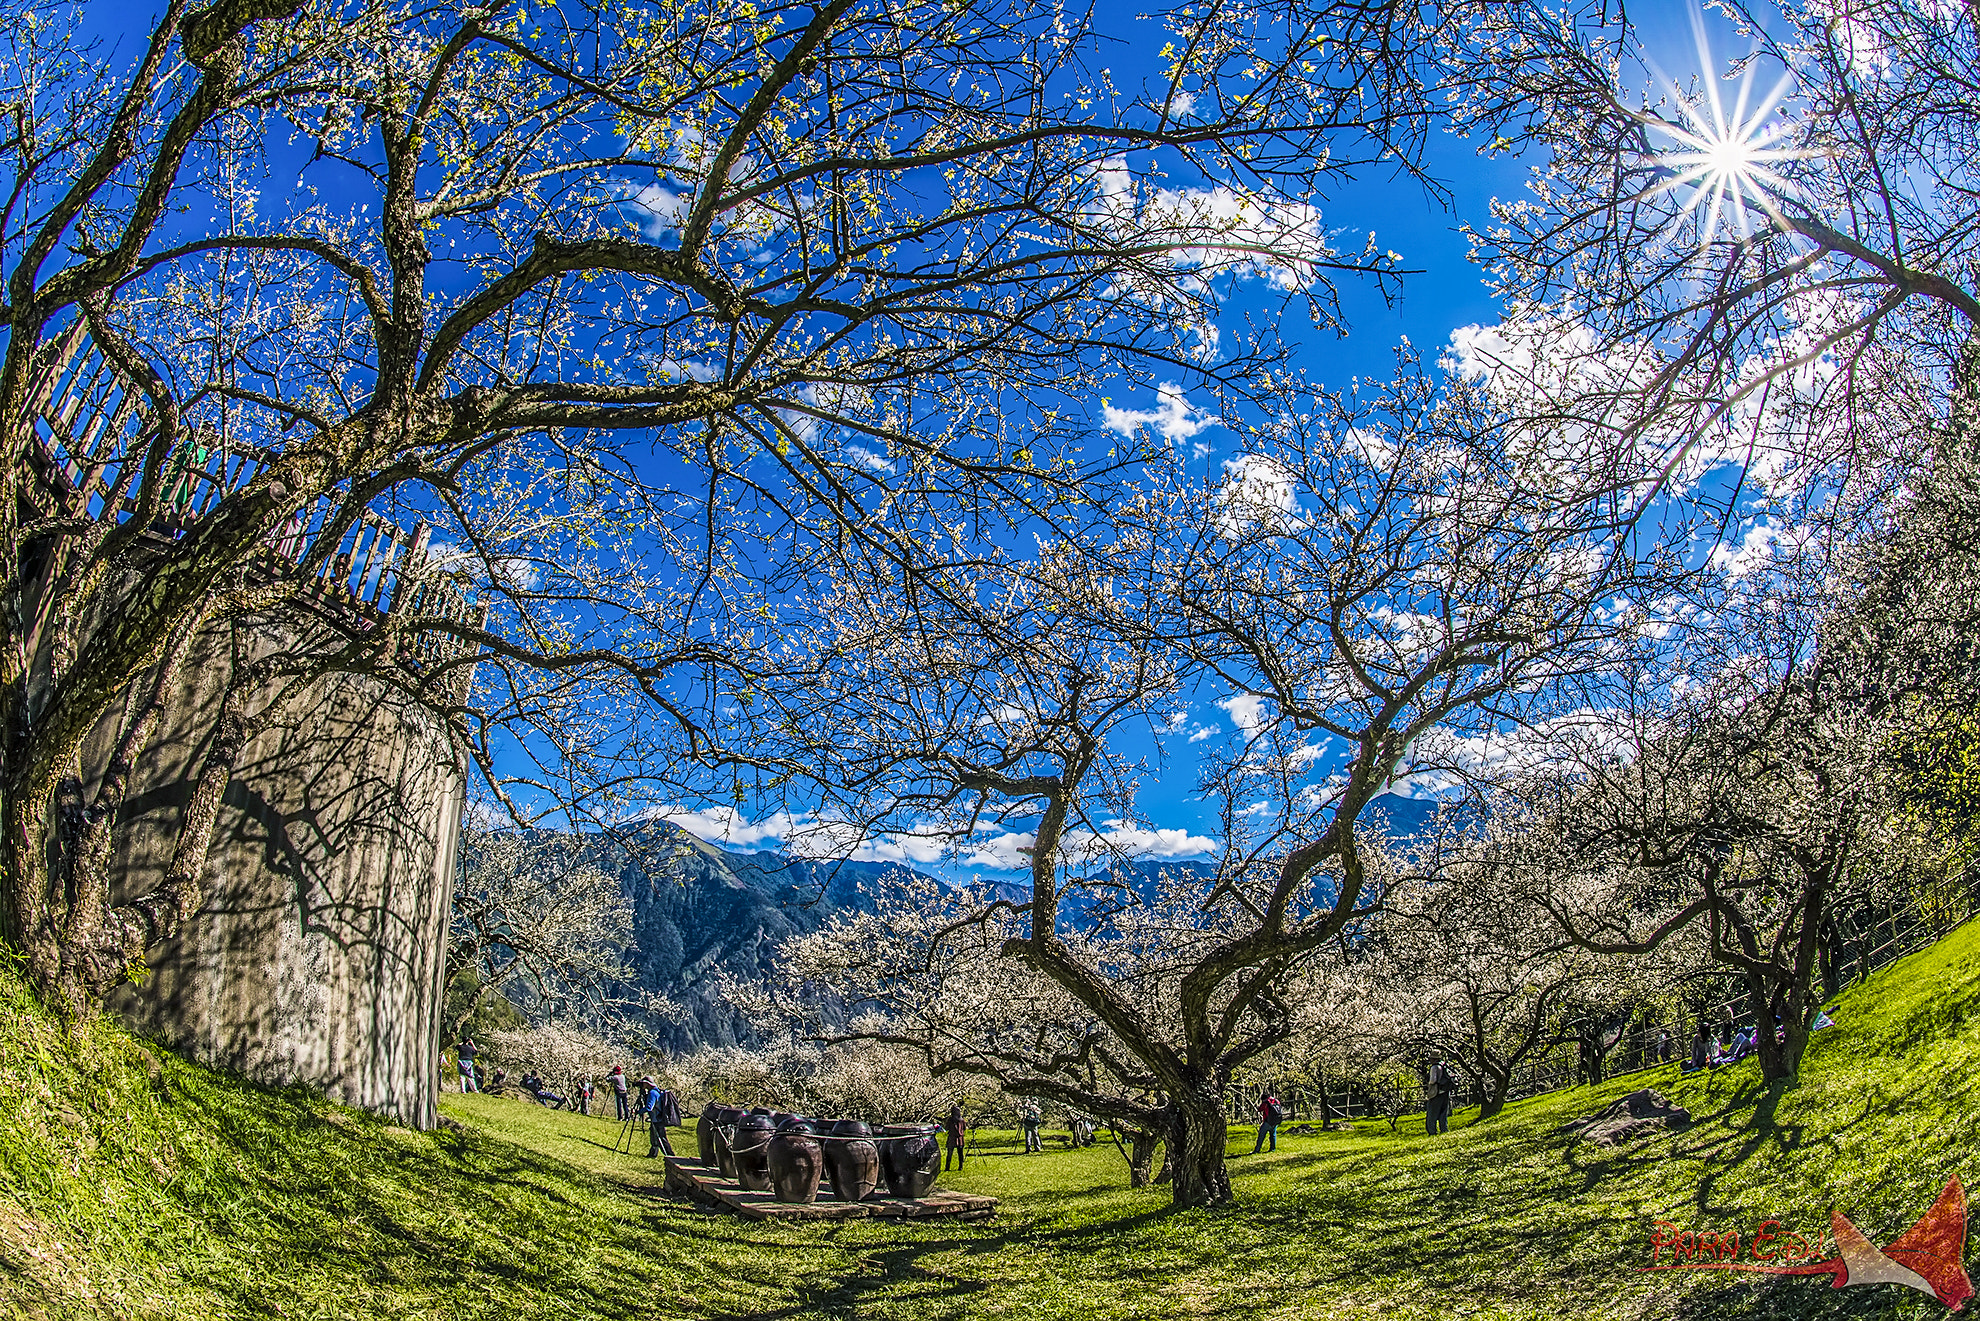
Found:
<box><xmin>6</xmin><ymin>922</ymin><xmax>1980</xmax><ymax>1320</ymax></box>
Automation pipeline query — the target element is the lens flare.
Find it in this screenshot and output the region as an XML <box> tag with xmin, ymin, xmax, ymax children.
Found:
<box><xmin>1641</xmin><ymin>12</ymin><xmax>1815</xmax><ymax>251</ymax></box>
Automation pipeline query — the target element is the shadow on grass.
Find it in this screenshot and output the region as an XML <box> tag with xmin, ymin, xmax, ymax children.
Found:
<box><xmin>1664</xmin><ymin>1275</ymin><xmax>1918</xmax><ymax>1320</ymax></box>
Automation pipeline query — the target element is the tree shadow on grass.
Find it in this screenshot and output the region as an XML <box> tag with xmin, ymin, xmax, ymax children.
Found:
<box><xmin>1663</xmin><ymin>1274</ymin><xmax>1924</xmax><ymax>1320</ymax></box>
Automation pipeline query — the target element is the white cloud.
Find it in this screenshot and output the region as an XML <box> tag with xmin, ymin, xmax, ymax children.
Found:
<box><xmin>1388</xmin><ymin>710</ymin><xmax>1627</xmax><ymax>797</ymax></box>
<box><xmin>614</xmin><ymin>181</ymin><xmax>690</xmax><ymax>239</ymax></box>
<box><xmin>1346</xmin><ymin>426</ymin><xmax>1396</xmax><ymax>473</ymax></box>
<box><xmin>657</xmin><ymin>803</ymin><xmax>1218</xmax><ymax>874</ymax></box>
<box><xmin>958</xmin><ymin>820</ymin><xmax>1222</xmax><ymax>871</ymax></box>
<box><xmin>1708</xmin><ymin>519</ymin><xmax>1807</xmax><ymax>580</ymax></box>
<box><xmin>845</xmin><ymin>445</ymin><xmax>894</xmax><ymax>474</ymax></box>
<box><xmin>1101</xmin><ymin>382</ymin><xmax>1218</xmax><ymax>445</ymax></box>
<box><xmin>1188</xmin><ymin>724</ymin><xmax>1217</xmax><ymax>743</ymax></box>
<box><xmin>1189</xmin><ymin>321</ymin><xmax>1221</xmax><ymax>361</ymax></box>
<box><xmin>1217</xmin><ymin>692</ymin><xmax>1274</xmax><ymax>737</ymax></box>
<box><xmin>1086</xmin><ymin>156</ymin><xmax>1339</xmax><ymax>292</ymax></box>
<box><xmin>1068</xmin><ymin>822</ymin><xmax>1219</xmax><ymax>863</ymax></box>
<box><xmin>658</xmin><ymin>804</ymin><xmax>802</xmax><ymax>848</ymax></box>
<box><xmin>652</xmin><ymin>356</ymin><xmax>721</xmax><ymax>383</ymax></box>
<box><xmin>960</xmin><ymin>831</ymin><xmax>1036</xmax><ymax>870</ymax></box>
<box><xmin>1215</xmin><ymin>453</ymin><xmax>1301</xmax><ymax>538</ymax></box>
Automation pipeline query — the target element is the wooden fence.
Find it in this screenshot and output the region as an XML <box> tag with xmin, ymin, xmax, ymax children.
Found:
<box><xmin>21</xmin><ymin>323</ymin><xmax>485</xmax><ymax>689</ymax></box>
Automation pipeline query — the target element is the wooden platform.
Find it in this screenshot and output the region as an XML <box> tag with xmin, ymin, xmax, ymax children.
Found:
<box><xmin>661</xmin><ymin>1157</ymin><xmax>997</xmax><ymax>1221</ymax></box>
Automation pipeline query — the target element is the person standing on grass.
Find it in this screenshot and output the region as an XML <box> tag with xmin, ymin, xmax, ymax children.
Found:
<box><xmin>1020</xmin><ymin>1099</ymin><xmax>1043</xmax><ymax>1153</ymax></box>
<box><xmin>634</xmin><ymin>1074</ymin><xmax>656</xmax><ymax>1120</ymax></box>
<box><xmin>944</xmin><ymin>1103</ymin><xmax>967</xmax><ymax>1170</ymax></box>
<box><xmin>456</xmin><ymin>1036</ymin><xmax>478</xmax><ymax>1093</ymax></box>
<box><xmin>646</xmin><ymin>1084</ymin><xmax>682</xmax><ymax>1159</ymax></box>
<box><xmin>610</xmin><ymin>1065</ymin><xmax>629</xmax><ymax>1120</ymax></box>
<box><xmin>1423</xmin><ymin>1060</ymin><xmax>1452</xmax><ymax>1136</ymax></box>
<box><xmin>1252</xmin><ymin>1093</ymin><xmax>1283</xmax><ymax>1153</ymax></box>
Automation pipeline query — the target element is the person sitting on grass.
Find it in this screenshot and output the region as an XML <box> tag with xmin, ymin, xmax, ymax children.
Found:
<box><xmin>1681</xmin><ymin>1020</ymin><xmax>1710</xmax><ymax>1074</ymax></box>
<box><xmin>520</xmin><ymin>1072</ymin><xmax>566</xmax><ymax>1108</ymax></box>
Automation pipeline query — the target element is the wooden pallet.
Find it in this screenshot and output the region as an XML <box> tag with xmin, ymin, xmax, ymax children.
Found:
<box><xmin>661</xmin><ymin>1157</ymin><xmax>997</xmax><ymax>1222</ymax></box>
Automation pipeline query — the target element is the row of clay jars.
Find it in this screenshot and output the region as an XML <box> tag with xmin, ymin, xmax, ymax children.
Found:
<box><xmin>694</xmin><ymin>1104</ymin><xmax>939</xmax><ymax>1203</ymax></box>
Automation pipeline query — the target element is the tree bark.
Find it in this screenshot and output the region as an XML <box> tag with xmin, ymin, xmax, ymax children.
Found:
<box><xmin>1124</xmin><ymin>1130</ymin><xmax>1161</xmax><ymax>1188</ymax></box>
<box><xmin>1165</xmin><ymin>1084</ymin><xmax>1232</xmax><ymax>1208</ymax></box>
<box><xmin>1477</xmin><ymin>1064</ymin><xmax>1511</xmax><ymax>1121</ymax></box>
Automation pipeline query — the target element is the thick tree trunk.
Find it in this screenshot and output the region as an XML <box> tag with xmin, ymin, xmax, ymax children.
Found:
<box><xmin>1752</xmin><ymin>979</ymin><xmax>1813</xmax><ymax>1088</ymax></box>
<box><xmin>1125</xmin><ymin>1131</ymin><xmax>1162</xmax><ymax>1187</ymax></box>
<box><xmin>1166</xmin><ymin>1087</ymin><xmax>1231</xmax><ymax>1208</ymax></box>
<box><xmin>1477</xmin><ymin>1065</ymin><xmax>1510</xmax><ymax>1121</ymax></box>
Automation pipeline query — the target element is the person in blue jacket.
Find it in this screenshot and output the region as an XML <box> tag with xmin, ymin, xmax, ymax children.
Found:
<box><xmin>645</xmin><ymin>1083</ymin><xmax>683</xmax><ymax>1158</ymax></box>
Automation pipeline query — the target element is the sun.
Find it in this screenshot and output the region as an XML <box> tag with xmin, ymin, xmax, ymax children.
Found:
<box><xmin>1640</xmin><ymin>12</ymin><xmax>1815</xmax><ymax>251</ymax></box>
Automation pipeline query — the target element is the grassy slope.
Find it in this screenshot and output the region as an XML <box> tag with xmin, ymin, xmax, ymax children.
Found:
<box><xmin>5</xmin><ymin>920</ymin><xmax>1979</xmax><ymax>1321</ymax></box>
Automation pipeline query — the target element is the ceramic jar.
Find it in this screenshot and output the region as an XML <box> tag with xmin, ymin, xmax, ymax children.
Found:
<box><xmin>709</xmin><ymin>1104</ymin><xmax>746</xmax><ymax>1176</ymax></box>
<box><xmin>879</xmin><ymin>1123</ymin><xmax>941</xmax><ymax>1199</ymax></box>
<box><xmin>696</xmin><ymin>1102</ymin><xmax>721</xmax><ymax>1167</ymax></box>
<box><xmin>732</xmin><ymin>1112</ymin><xmax>776</xmax><ymax>1191</ymax></box>
<box><xmin>824</xmin><ymin>1118</ymin><xmax>881</xmax><ymax>1202</ymax></box>
<box><xmin>767</xmin><ymin>1118</ymin><xmax>825</xmax><ymax>1204</ymax></box>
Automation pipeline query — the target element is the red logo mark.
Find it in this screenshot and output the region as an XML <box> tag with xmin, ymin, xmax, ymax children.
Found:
<box><xmin>1641</xmin><ymin>1175</ymin><xmax>1972</xmax><ymax>1310</ymax></box>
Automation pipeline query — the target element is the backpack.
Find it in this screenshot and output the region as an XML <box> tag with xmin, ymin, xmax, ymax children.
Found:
<box><xmin>1264</xmin><ymin>1097</ymin><xmax>1284</xmax><ymax>1121</ymax></box>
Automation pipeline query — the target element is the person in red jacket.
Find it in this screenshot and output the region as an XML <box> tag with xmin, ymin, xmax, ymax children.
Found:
<box><xmin>1252</xmin><ymin>1093</ymin><xmax>1283</xmax><ymax>1153</ymax></box>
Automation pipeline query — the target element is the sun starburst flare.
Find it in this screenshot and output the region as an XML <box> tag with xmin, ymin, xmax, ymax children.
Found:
<box><xmin>1640</xmin><ymin>10</ymin><xmax>1819</xmax><ymax>252</ymax></box>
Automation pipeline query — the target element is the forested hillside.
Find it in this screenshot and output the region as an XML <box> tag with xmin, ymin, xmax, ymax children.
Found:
<box><xmin>480</xmin><ymin>797</ymin><xmax>1431</xmax><ymax>1049</ymax></box>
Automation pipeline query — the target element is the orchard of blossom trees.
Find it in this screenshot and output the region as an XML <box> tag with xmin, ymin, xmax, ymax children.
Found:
<box><xmin>5</xmin><ymin>0</ymin><xmax>1980</xmax><ymax>1212</ymax></box>
<box><xmin>705</xmin><ymin>0</ymin><xmax>1980</xmax><ymax>1207</ymax></box>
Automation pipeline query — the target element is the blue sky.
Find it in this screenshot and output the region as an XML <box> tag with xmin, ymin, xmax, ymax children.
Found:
<box><xmin>77</xmin><ymin>0</ymin><xmax>1753</xmax><ymax>874</ymax></box>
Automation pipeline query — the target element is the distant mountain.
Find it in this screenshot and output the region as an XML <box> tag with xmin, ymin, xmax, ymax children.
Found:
<box><xmin>1364</xmin><ymin>793</ymin><xmax>1442</xmax><ymax>840</ymax></box>
<box><xmin>503</xmin><ymin>792</ymin><xmax>1447</xmax><ymax>1049</ymax></box>
<box><xmin>506</xmin><ymin>821</ymin><xmax>938</xmax><ymax>1050</ymax></box>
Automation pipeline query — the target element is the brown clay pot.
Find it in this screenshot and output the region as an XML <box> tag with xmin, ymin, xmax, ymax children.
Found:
<box><xmin>825</xmin><ymin>1119</ymin><xmax>880</xmax><ymax>1202</ymax></box>
<box><xmin>709</xmin><ymin>1104</ymin><xmax>746</xmax><ymax>1176</ymax></box>
<box><xmin>767</xmin><ymin>1119</ymin><xmax>825</xmax><ymax>1204</ymax></box>
<box><xmin>732</xmin><ymin>1113</ymin><xmax>775</xmax><ymax>1191</ymax></box>
<box><xmin>697</xmin><ymin>1102</ymin><xmax>721</xmax><ymax>1167</ymax></box>
<box><xmin>879</xmin><ymin>1124</ymin><xmax>941</xmax><ymax>1198</ymax></box>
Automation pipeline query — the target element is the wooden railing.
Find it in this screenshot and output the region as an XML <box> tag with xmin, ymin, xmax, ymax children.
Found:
<box><xmin>22</xmin><ymin>324</ymin><xmax>486</xmax><ymax>692</ymax></box>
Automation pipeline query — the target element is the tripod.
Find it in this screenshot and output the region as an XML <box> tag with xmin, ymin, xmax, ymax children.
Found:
<box><xmin>613</xmin><ymin>1109</ymin><xmax>648</xmax><ymax>1155</ymax></box>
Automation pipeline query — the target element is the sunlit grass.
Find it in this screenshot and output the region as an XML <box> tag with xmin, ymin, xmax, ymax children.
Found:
<box><xmin>5</xmin><ymin>921</ymin><xmax>1978</xmax><ymax>1319</ymax></box>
